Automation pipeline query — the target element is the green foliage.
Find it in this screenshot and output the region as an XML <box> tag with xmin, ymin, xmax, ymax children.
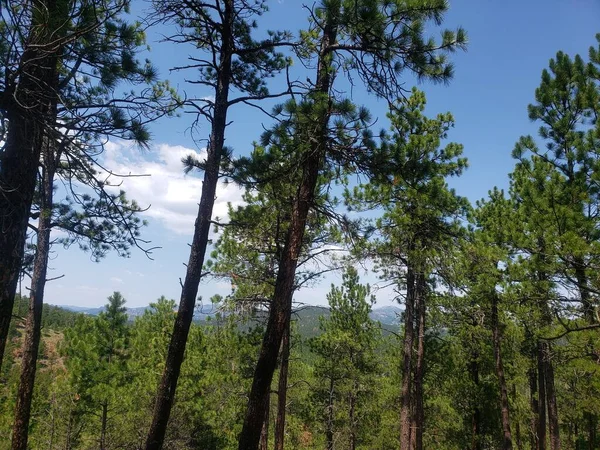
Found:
<box><xmin>309</xmin><ymin>267</ymin><xmax>382</xmax><ymax>449</ymax></box>
<box><xmin>61</xmin><ymin>292</ymin><xmax>130</xmax><ymax>449</ymax></box>
<box><xmin>5</xmin><ymin>4</ymin><xmax>600</xmax><ymax>450</ymax></box>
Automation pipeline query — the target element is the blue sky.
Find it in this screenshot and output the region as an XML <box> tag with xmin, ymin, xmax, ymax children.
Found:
<box><xmin>41</xmin><ymin>0</ymin><xmax>600</xmax><ymax>308</ymax></box>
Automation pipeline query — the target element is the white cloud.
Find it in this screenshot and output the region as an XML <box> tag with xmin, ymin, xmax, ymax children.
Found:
<box><xmin>101</xmin><ymin>142</ymin><xmax>244</xmax><ymax>235</ymax></box>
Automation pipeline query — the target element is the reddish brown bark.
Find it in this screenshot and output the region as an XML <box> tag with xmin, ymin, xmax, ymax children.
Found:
<box><xmin>259</xmin><ymin>398</ymin><xmax>269</xmax><ymax>450</ymax></box>
<box><xmin>274</xmin><ymin>322</ymin><xmax>290</xmax><ymax>450</ymax></box>
<box><xmin>400</xmin><ymin>267</ymin><xmax>416</xmax><ymax>450</ymax></box>
<box><xmin>413</xmin><ymin>273</ymin><xmax>426</xmax><ymax>450</ymax></box>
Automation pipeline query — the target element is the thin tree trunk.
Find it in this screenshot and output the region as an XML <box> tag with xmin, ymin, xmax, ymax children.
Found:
<box><xmin>538</xmin><ymin>341</ymin><xmax>547</xmax><ymax>450</ymax></box>
<box><xmin>326</xmin><ymin>375</ymin><xmax>335</xmax><ymax>450</ymax></box>
<box><xmin>0</xmin><ymin>2</ymin><xmax>62</xmax><ymax>370</ymax></box>
<box><xmin>237</xmin><ymin>7</ymin><xmax>339</xmax><ymax>449</ymax></box>
<box><xmin>100</xmin><ymin>401</ymin><xmax>108</xmax><ymax>450</ymax></box>
<box><xmin>513</xmin><ymin>384</ymin><xmax>523</xmax><ymax>450</ymax></box>
<box><xmin>413</xmin><ymin>273</ymin><xmax>426</xmax><ymax>450</ymax></box>
<box><xmin>573</xmin><ymin>260</ymin><xmax>594</xmax><ymax>324</ymax></box>
<box><xmin>588</xmin><ymin>414</ymin><xmax>596</xmax><ymax>450</ymax></box>
<box><xmin>259</xmin><ymin>397</ymin><xmax>269</xmax><ymax>450</ymax></box>
<box><xmin>575</xmin><ymin>262</ymin><xmax>596</xmax><ymax>450</ymax></box>
<box><xmin>469</xmin><ymin>343</ymin><xmax>482</xmax><ymax>450</ymax></box>
<box><xmin>11</xmin><ymin>137</ymin><xmax>56</xmax><ymax>450</ymax></box>
<box><xmin>400</xmin><ymin>266</ymin><xmax>416</xmax><ymax>450</ymax></box>
<box><xmin>274</xmin><ymin>321</ymin><xmax>290</xmax><ymax>450</ymax></box>
<box><xmin>65</xmin><ymin>406</ymin><xmax>74</xmax><ymax>450</ymax></box>
<box><xmin>542</xmin><ymin>343</ymin><xmax>560</xmax><ymax>450</ymax></box>
<box><xmin>144</xmin><ymin>3</ymin><xmax>233</xmax><ymax>449</ymax></box>
<box><xmin>529</xmin><ymin>348</ymin><xmax>540</xmax><ymax>450</ymax></box>
<box><xmin>349</xmin><ymin>382</ymin><xmax>356</xmax><ymax>450</ymax></box>
<box><xmin>491</xmin><ymin>292</ymin><xmax>513</xmax><ymax>450</ymax></box>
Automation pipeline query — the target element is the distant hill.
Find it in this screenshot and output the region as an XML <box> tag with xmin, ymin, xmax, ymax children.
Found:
<box><xmin>290</xmin><ymin>305</ymin><xmax>401</xmax><ymax>338</ymax></box>
<box><xmin>56</xmin><ymin>303</ymin><xmax>402</xmax><ymax>331</ymax></box>
<box><xmin>370</xmin><ymin>305</ymin><xmax>402</xmax><ymax>326</ymax></box>
<box><xmin>58</xmin><ymin>304</ymin><xmax>220</xmax><ymax>322</ymax></box>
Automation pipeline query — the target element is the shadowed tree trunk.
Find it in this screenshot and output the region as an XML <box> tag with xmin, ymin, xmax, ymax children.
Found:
<box><xmin>259</xmin><ymin>398</ymin><xmax>269</xmax><ymax>450</ymax></box>
<box><xmin>274</xmin><ymin>321</ymin><xmax>290</xmax><ymax>450</ymax></box>
<box><xmin>11</xmin><ymin>136</ymin><xmax>56</xmax><ymax>450</ymax></box>
<box><xmin>574</xmin><ymin>260</ymin><xmax>594</xmax><ymax>324</ymax></box>
<box><xmin>588</xmin><ymin>414</ymin><xmax>597</xmax><ymax>450</ymax></box>
<box><xmin>491</xmin><ymin>291</ymin><xmax>513</xmax><ymax>450</ymax></box>
<box><xmin>542</xmin><ymin>343</ymin><xmax>560</xmax><ymax>450</ymax></box>
<box><xmin>100</xmin><ymin>401</ymin><xmax>108</xmax><ymax>450</ymax></box>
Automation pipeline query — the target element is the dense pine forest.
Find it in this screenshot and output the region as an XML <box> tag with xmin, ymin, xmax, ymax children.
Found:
<box><xmin>0</xmin><ymin>0</ymin><xmax>599</xmax><ymax>449</ymax></box>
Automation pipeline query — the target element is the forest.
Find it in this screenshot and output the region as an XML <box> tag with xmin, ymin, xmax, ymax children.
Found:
<box><xmin>0</xmin><ymin>0</ymin><xmax>599</xmax><ymax>449</ymax></box>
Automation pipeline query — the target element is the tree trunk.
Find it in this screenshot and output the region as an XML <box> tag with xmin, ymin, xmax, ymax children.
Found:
<box><xmin>538</xmin><ymin>341</ymin><xmax>547</xmax><ymax>450</ymax></box>
<box><xmin>542</xmin><ymin>343</ymin><xmax>560</xmax><ymax>450</ymax></box>
<box><xmin>144</xmin><ymin>3</ymin><xmax>233</xmax><ymax>449</ymax></box>
<box><xmin>514</xmin><ymin>384</ymin><xmax>523</xmax><ymax>450</ymax></box>
<box><xmin>573</xmin><ymin>260</ymin><xmax>594</xmax><ymax>323</ymax></box>
<box><xmin>529</xmin><ymin>349</ymin><xmax>540</xmax><ymax>450</ymax></box>
<box><xmin>65</xmin><ymin>404</ymin><xmax>75</xmax><ymax>450</ymax></box>
<box><xmin>0</xmin><ymin>1</ymin><xmax>62</xmax><ymax>371</ymax></box>
<box><xmin>349</xmin><ymin>382</ymin><xmax>356</xmax><ymax>450</ymax></box>
<box><xmin>274</xmin><ymin>321</ymin><xmax>290</xmax><ymax>450</ymax></box>
<box><xmin>413</xmin><ymin>273</ymin><xmax>426</xmax><ymax>450</ymax></box>
<box><xmin>326</xmin><ymin>375</ymin><xmax>335</xmax><ymax>450</ymax></box>
<box><xmin>100</xmin><ymin>401</ymin><xmax>108</xmax><ymax>450</ymax></box>
<box><xmin>491</xmin><ymin>292</ymin><xmax>513</xmax><ymax>450</ymax></box>
<box><xmin>237</xmin><ymin>7</ymin><xmax>339</xmax><ymax>449</ymax></box>
<box><xmin>400</xmin><ymin>266</ymin><xmax>416</xmax><ymax>450</ymax></box>
<box><xmin>259</xmin><ymin>397</ymin><xmax>269</xmax><ymax>450</ymax></box>
<box><xmin>587</xmin><ymin>414</ymin><xmax>596</xmax><ymax>450</ymax></box>
<box><xmin>470</xmin><ymin>357</ymin><xmax>482</xmax><ymax>450</ymax></box>
<box><xmin>11</xmin><ymin>137</ymin><xmax>56</xmax><ymax>450</ymax></box>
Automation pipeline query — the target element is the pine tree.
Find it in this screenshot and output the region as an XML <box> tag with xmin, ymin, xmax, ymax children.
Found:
<box><xmin>208</xmin><ymin>130</ymin><xmax>337</xmax><ymax>449</ymax></box>
<box><xmin>0</xmin><ymin>0</ymin><xmax>176</xmax><ymax>372</ymax></box>
<box><xmin>506</xmin><ymin>37</ymin><xmax>600</xmax><ymax>448</ymax></box>
<box><xmin>142</xmin><ymin>2</ymin><xmax>292</xmax><ymax>445</ymax></box>
<box><xmin>309</xmin><ymin>267</ymin><xmax>380</xmax><ymax>450</ymax></box>
<box><xmin>61</xmin><ymin>292</ymin><xmax>129</xmax><ymax>450</ymax></box>
<box><xmin>239</xmin><ymin>3</ymin><xmax>466</xmax><ymax>448</ymax></box>
<box><xmin>349</xmin><ymin>89</ymin><xmax>468</xmax><ymax>450</ymax></box>
<box><xmin>467</xmin><ymin>195</ymin><xmax>519</xmax><ymax>450</ymax></box>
